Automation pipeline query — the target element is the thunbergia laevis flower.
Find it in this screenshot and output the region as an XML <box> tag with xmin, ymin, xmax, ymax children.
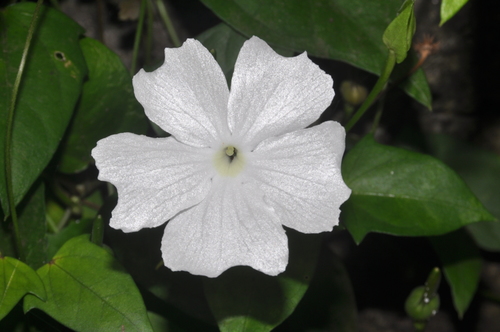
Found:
<box><xmin>91</xmin><ymin>36</ymin><xmax>351</xmax><ymax>278</ymax></box>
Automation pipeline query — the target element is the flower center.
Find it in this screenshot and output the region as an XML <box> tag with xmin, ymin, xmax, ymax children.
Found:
<box><xmin>225</xmin><ymin>146</ymin><xmax>235</xmax><ymax>159</ymax></box>
<box><xmin>213</xmin><ymin>145</ymin><xmax>245</xmax><ymax>177</ymax></box>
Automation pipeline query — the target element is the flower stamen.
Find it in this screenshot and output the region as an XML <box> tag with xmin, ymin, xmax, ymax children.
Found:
<box><xmin>214</xmin><ymin>145</ymin><xmax>245</xmax><ymax>177</ymax></box>
<box><xmin>225</xmin><ymin>146</ymin><xmax>236</xmax><ymax>160</ymax></box>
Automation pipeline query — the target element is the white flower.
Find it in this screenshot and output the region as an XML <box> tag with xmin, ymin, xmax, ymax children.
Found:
<box><xmin>91</xmin><ymin>36</ymin><xmax>351</xmax><ymax>278</ymax></box>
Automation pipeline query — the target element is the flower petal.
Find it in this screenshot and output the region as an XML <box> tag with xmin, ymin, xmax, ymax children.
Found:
<box><xmin>228</xmin><ymin>36</ymin><xmax>334</xmax><ymax>149</ymax></box>
<box><xmin>133</xmin><ymin>39</ymin><xmax>230</xmax><ymax>148</ymax></box>
<box><xmin>91</xmin><ymin>133</ymin><xmax>214</xmax><ymax>232</ymax></box>
<box><xmin>161</xmin><ymin>179</ymin><xmax>288</xmax><ymax>277</ymax></box>
<box><xmin>248</xmin><ymin>121</ymin><xmax>351</xmax><ymax>233</ymax></box>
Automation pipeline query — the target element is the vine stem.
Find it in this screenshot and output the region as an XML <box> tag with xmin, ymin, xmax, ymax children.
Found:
<box><xmin>130</xmin><ymin>0</ymin><xmax>147</xmax><ymax>75</ymax></box>
<box><xmin>145</xmin><ymin>0</ymin><xmax>154</xmax><ymax>64</ymax></box>
<box><xmin>345</xmin><ymin>49</ymin><xmax>396</xmax><ymax>132</ymax></box>
<box><xmin>154</xmin><ymin>0</ymin><xmax>181</xmax><ymax>47</ymax></box>
<box><xmin>370</xmin><ymin>92</ymin><xmax>386</xmax><ymax>134</ymax></box>
<box><xmin>4</xmin><ymin>0</ymin><xmax>44</xmax><ymax>261</ymax></box>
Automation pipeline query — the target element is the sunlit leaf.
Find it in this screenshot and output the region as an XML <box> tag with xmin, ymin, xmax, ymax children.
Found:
<box><xmin>200</xmin><ymin>0</ymin><xmax>431</xmax><ymax>108</ymax></box>
<box><xmin>23</xmin><ymin>235</ymin><xmax>153</xmax><ymax>332</ymax></box>
<box><xmin>440</xmin><ymin>0</ymin><xmax>469</xmax><ymax>26</ymax></box>
<box><xmin>204</xmin><ymin>231</ymin><xmax>321</xmax><ymax>332</ymax></box>
<box><xmin>429</xmin><ymin>229</ymin><xmax>481</xmax><ymax>318</ymax></box>
<box><xmin>0</xmin><ymin>256</ymin><xmax>45</xmax><ymax>321</ymax></box>
<box><xmin>0</xmin><ymin>3</ymin><xmax>87</xmax><ymax>215</ymax></box>
<box><xmin>341</xmin><ymin>135</ymin><xmax>495</xmax><ymax>243</ymax></box>
<box><xmin>58</xmin><ymin>38</ymin><xmax>148</xmax><ymax>173</ymax></box>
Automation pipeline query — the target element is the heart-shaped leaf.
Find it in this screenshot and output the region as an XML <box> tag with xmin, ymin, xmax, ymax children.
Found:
<box><xmin>23</xmin><ymin>235</ymin><xmax>153</xmax><ymax>332</ymax></box>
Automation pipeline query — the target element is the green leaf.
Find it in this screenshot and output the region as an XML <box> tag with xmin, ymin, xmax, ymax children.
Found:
<box><xmin>281</xmin><ymin>247</ymin><xmax>357</xmax><ymax>331</ymax></box>
<box><xmin>0</xmin><ymin>3</ymin><xmax>87</xmax><ymax>215</ymax></box>
<box><xmin>341</xmin><ymin>135</ymin><xmax>495</xmax><ymax>243</ymax></box>
<box><xmin>103</xmin><ymin>222</ymin><xmax>217</xmax><ymax>330</ymax></box>
<box><xmin>17</xmin><ymin>182</ymin><xmax>47</xmax><ymax>269</ymax></box>
<box><xmin>426</xmin><ymin>134</ymin><xmax>500</xmax><ymax>251</ymax></box>
<box><xmin>466</xmin><ymin>221</ymin><xmax>500</xmax><ymax>252</ymax></box>
<box><xmin>46</xmin><ymin>219</ymin><xmax>93</xmax><ymax>259</ymax></box>
<box><xmin>382</xmin><ymin>0</ymin><xmax>416</xmax><ymax>64</ymax></box>
<box><xmin>23</xmin><ymin>235</ymin><xmax>153</xmax><ymax>332</ymax></box>
<box><xmin>394</xmin><ymin>53</ymin><xmax>432</xmax><ymax>110</ymax></box>
<box><xmin>0</xmin><ymin>224</ymin><xmax>16</xmax><ymax>259</ymax></box>
<box><xmin>204</xmin><ymin>231</ymin><xmax>321</xmax><ymax>332</ymax></box>
<box><xmin>429</xmin><ymin>229</ymin><xmax>481</xmax><ymax>318</ymax></box>
<box><xmin>0</xmin><ymin>256</ymin><xmax>46</xmax><ymax>321</ymax></box>
<box><xmin>0</xmin><ymin>182</ymin><xmax>47</xmax><ymax>270</ymax></box>
<box><xmin>200</xmin><ymin>0</ymin><xmax>431</xmax><ymax>108</ymax></box>
<box><xmin>440</xmin><ymin>0</ymin><xmax>469</xmax><ymax>26</ymax></box>
<box><xmin>58</xmin><ymin>38</ymin><xmax>148</xmax><ymax>173</ymax></box>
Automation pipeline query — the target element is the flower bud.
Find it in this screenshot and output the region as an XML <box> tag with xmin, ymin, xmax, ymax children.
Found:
<box><xmin>340</xmin><ymin>80</ymin><xmax>368</xmax><ymax>106</ymax></box>
<box><xmin>405</xmin><ymin>285</ymin><xmax>440</xmax><ymax>321</ymax></box>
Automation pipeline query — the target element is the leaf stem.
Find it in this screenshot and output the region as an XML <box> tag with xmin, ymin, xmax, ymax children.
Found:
<box><xmin>4</xmin><ymin>0</ymin><xmax>44</xmax><ymax>261</ymax></box>
<box><xmin>131</xmin><ymin>0</ymin><xmax>147</xmax><ymax>75</ymax></box>
<box><xmin>370</xmin><ymin>93</ymin><xmax>386</xmax><ymax>134</ymax></box>
<box><xmin>154</xmin><ymin>0</ymin><xmax>181</xmax><ymax>47</ymax></box>
<box><xmin>345</xmin><ymin>49</ymin><xmax>397</xmax><ymax>132</ymax></box>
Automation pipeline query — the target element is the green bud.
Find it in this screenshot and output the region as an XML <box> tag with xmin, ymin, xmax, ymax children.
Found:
<box><xmin>405</xmin><ymin>285</ymin><xmax>440</xmax><ymax>321</ymax></box>
<box><xmin>383</xmin><ymin>0</ymin><xmax>416</xmax><ymax>63</ymax></box>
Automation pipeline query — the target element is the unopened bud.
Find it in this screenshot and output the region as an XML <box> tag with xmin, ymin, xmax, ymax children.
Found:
<box><xmin>340</xmin><ymin>81</ymin><xmax>368</xmax><ymax>106</ymax></box>
<box><xmin>405</xmin><ymin>285</ymin><xmax>440</xmax><ymax>321</ymax></box>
